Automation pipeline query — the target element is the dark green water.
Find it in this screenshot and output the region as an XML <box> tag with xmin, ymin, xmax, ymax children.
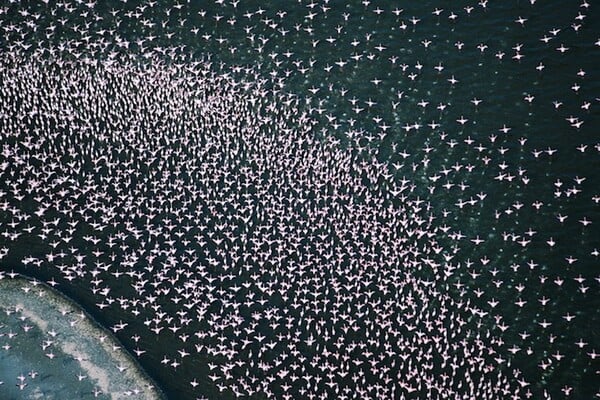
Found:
<box><xmin>0</xmin><ymin>1</ymin><xmax>599</xmax><ymax>399</ymax></box>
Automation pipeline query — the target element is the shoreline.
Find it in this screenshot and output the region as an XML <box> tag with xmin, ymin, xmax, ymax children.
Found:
<box><xmin>0</xmin><ymin>274</ymin><xmax>166</xmax><ymax>400</ymax></box>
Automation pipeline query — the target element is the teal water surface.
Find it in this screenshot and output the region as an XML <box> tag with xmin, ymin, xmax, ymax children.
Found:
<box><xmin>0</xmin><ymin>1</ymin><xmax>598</xmax><ymax>399</ymax></box>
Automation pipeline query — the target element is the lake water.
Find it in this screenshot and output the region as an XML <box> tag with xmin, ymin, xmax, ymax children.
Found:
<box><xmin>0</xmin><ymin>1</ymin><xmax>598</xmax><ymax>399</ymax></box>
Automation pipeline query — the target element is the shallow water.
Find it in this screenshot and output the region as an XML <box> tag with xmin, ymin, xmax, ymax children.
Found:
<box><xmin>0</xmin><ymin>278</ymin><xmax>163</xmax><ymax>399</ymax></box>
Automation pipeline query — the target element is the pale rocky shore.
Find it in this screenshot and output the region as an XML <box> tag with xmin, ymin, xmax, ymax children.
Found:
<box><xmin>0</xmin><ymin>275</ymin><xmax>165</xmax><ymax>400</ymax></box>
